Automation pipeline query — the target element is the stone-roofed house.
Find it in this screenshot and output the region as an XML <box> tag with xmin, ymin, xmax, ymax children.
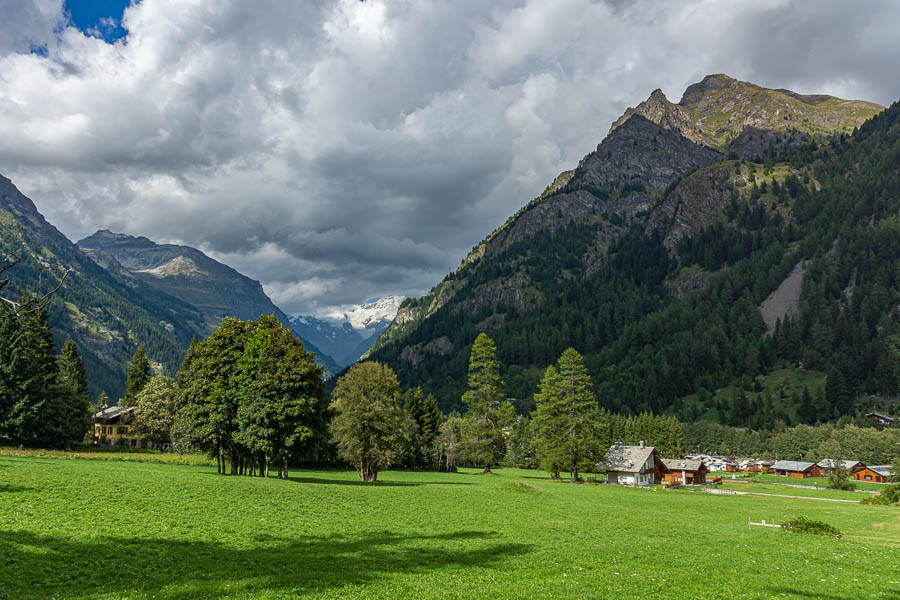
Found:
<box><xmin>601</xmin><ymin>441</ymin><xmax>668</xmax><ymax>487</ymax></box>
<box><xmin>816</xmin><ymin>459</ymin><xmax>864</xmax><ymax>473</ymax></box>
<box><xmin>92</xmin><ymin>405</ymin><xmax>147</xmax><ymax>448</ymax></box>
<box><xmin>771</xmin><ymin>460</ymin><xmax>822</xmax><ymax>478</ymax></box>
<box><xmin>661</xmin><ymin>458</ymin><xmax>709</xmax><ymax>485</ymax></box>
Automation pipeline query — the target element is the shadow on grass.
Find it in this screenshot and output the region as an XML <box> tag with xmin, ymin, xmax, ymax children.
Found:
<box><xmin>767</xmin><ymin>587</ymin><xmax>900</xmax><ymax>600</ymax></box>
<box><xmin>0</xmin><ymin>484</ymin><xmax>32</xmax><ymax>493</ymax></box>
<box><xmin>286</xmin><ymin>476</ymin><xmax>473</xmax><ymax>487</ymax></box>
<box><xmin>0</xmin><ymin>529</ymin><xmax>531</xmax><ymax>599</ymax></box>
<box><xmin>196</xmin><ymin>471</ymin><xmax>473</xmax><ymax>487</ymax></box>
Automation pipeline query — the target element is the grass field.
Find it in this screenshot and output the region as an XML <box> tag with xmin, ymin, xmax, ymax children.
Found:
<box><xmin>1</xmin><ymin>454</ymin><xmax>899</xmax><ymax>599</ymax></box>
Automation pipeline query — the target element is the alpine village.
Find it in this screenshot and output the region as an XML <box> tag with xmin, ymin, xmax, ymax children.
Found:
<box><xmin>1</xmin><ymin>3</ymin><xmax>899</xmax><ymax>600</ymax></box>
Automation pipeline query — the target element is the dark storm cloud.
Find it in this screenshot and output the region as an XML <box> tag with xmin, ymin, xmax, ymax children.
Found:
<box><xmin>0</xmin><ymin>0</ymin><xmax>898</xmax><ymax>316</ymax></box>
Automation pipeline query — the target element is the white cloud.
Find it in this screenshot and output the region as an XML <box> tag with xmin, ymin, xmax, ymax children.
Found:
<box><xmin>0</xmin><ymin>0</ymin><xmax>898</xmax><ymax>315</ymax></box>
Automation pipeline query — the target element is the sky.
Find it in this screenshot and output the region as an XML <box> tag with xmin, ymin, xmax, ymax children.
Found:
<box><xmin>0</xmin><ymin>0</ymin><xmax>898</xmax><ymax>318</ymax></box>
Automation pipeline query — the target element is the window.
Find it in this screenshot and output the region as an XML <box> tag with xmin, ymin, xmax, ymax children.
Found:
<box><xmin>118</xmin><ymin>427</ymin><xmax>128</xmax><ymax>435</ymax></box>
<box><xmin>865</xmin><ymin>475</ymin><xmax>872</xmax><ymax>481</ymax></box>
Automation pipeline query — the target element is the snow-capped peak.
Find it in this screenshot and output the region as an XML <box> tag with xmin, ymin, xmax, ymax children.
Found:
<box><xmin>344</xmin><ymin>295</ymin><xmax>404</xmax><ymax>332</ymax></box>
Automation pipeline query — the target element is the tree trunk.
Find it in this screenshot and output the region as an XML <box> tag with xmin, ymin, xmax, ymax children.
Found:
<box><xmin>282</xmin><ymin>456</ymin><xmax>289</xmax><ymax>480</ymax></box>
<box><xmin>230</xmin><ymin>452</ymin><xmax>238</xmax><ymax>475</ymax></box>
<box><xmin>482</xmin><ymin>465</ymin><xmax>492</xmax><ymax>475</ymax></box>
<box><xmin>264</xmin><ymin>455</ymin><xmax>269</xmax><ymax>478</ymax></box>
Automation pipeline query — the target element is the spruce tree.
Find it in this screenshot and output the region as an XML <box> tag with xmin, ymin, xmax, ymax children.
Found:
<box><xmin>460</xmin><ymin>334</ymin><xmax>513</xmax><ymax>474</ymax></box>
<box><xmin>123</xmin><ymin>346</ymin><xmax>152</xmax><ymax>408</ymax></box>
<box><xmin>533</xmin><ymin>349</ymin><xmax>602</xmax><ymax>481</ymax></box>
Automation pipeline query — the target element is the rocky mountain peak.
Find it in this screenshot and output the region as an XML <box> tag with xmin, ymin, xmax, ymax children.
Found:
<box><xmin>678</xmin><ymin>73</ymin><xmax>738</xmax><ymax>106</ymax></box>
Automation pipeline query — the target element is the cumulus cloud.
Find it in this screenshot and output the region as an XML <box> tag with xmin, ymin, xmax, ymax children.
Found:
<box><xmin>0</xmin><ymin>0</ymin><xmax>898</xmax><ymax>316</ymax></box>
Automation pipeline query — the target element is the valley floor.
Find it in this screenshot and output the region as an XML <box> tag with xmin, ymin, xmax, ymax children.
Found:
<box><xmin>0</xmin><ymin>453</ymin><xmax>898</xmax><ymax>599</ymax></box>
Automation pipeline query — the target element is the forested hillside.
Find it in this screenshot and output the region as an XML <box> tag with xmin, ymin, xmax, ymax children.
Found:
<box><xmin>0</xmin><ymin>175</ymin><xmax>206</xmax><ymax>399</ymax></box>
<box><xmin>367</xmin><ymin>76</ymin><xmax>898</xmax><ymax>424</ymax></box>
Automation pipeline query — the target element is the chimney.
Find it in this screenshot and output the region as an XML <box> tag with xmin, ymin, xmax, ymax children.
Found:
<box><xmin>640</xmin><ymin>440</ymin><xmax>645</xmax><ymax>448</ymax></box>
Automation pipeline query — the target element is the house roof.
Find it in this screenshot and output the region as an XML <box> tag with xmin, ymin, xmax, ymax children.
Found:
<box><xmin>94</xmin><ymin>406</ymin><xmax>134</xmax><ymax>420</ymax></box>
<box><xmin>661</xmin><ymin>458</ymin><xmax>706</xmax><ymax>472</ymax></box>
<box><xmin>868</xmin><ymin>466</ymin><xmax>894</xmax><ymax>477</ymax></box>
<box><xmin>603</xmin><ymin>444</ymin><xmax>656</xmax><ymax>473</ymax></box>
<box><xmin>817</xmin><ymin>459</ymin><xmax>863</xmax><ymax>470</ymax></box>
<box><xmin>866</xmin><ymin>412</ymin><xmax>894</xmax><ymax>421</ymax></box>
<box><xmin>772</xmin><ymin>460</ymin><xmax>817</xmax><ymax>472</ymax></box>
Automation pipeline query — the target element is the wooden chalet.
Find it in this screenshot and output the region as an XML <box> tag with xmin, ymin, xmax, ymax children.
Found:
<box><xmin>601</xmin><ymin>442</ymin><xmax>668</xmax><ymax>487</ymax></box>
<box><xmin>852</xmin><ymin>465</ymin><xmax>893</xmax><ymax>483</ymax></box>
<box><xmin>771</xmin><ymin>460</ymin><xmax>822</xmax><ymax>478</ymax></box>
<box><xmin>865</xmin><ymin>412</ymin><xmax>894</xmax><ymax>428</ymax></box>
<box><xmin>661</xmin><ymin>458</ymin><xmax>708</xmax><ymax>485</ymax></box>
<box><xmin>816</xmin><ymin>459</ymin><xmax>864</xmax><ymax>474</ymax></box>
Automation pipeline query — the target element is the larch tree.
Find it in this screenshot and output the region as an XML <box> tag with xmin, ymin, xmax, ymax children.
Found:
<box><xmin>330</xmin><ymin>362</ymin><xmax>405</xmax><ymax>482</ymax></box>
<box><xmin>460</xmin><ymin>333</ymin><xmax>514</xmax><ymax>474</ymax></box>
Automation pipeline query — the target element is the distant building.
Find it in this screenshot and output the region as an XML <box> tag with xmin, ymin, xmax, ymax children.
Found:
<box><xmin>661</xmin><ymin>458</ymin><xmax>708</xmax><ymax>485</ymax></box>
<box><xmin>92</xmin><ymin>406</ymin><xmax>147</xmax><ymax>448</ymax></box>
<box><xmin>865</xmin><ymin>412</ymin><xmax>895</xmax><ymax>428</ymax></box>
<box><xmin>852</xmin><ymin>465</ymin><xmax>893</xmax><ymax>483</ymax></box>
<box><xmin>601</xmin><ymin>441</ymin><xmax>668</xmax><ymax>487</ymax></box>
<box><xmin>816</xmin><ymin>459</ymin><xmax>864</xmax><ymax>473</ymax></box>
<box><xmin>771</xmin><ymin>460</ymin><xmax>822</xmax><ymax>478</ymax></box>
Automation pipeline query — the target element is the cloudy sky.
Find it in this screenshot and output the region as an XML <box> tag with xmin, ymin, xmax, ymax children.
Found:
<box><xmin>1</xmin><ymin>0</ymin><xmax>898</xmax><ymax>317</ymax></box>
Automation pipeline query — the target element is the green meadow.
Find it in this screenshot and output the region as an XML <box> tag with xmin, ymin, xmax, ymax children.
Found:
<box><xmin>1</xmin><ymin>454</ymin><xmax>898</xmax><ymax>599</ymax></box>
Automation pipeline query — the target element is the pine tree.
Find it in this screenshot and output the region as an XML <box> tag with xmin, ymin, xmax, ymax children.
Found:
<box><xmin>460</xmin><ymin>334</ymin><xmax>513</xmax><ymax>474</ymax></box>
<box><xmin>123</xmin><ymin>346</ymin><xmax>152</xmax><ymax>408</ymax></box>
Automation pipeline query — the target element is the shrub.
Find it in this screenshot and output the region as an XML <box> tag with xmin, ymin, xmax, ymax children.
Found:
<box><xmin>780</xmin><ymin>516</ymin><xmax>841</xmax><ymax>538</ymax></box>
<box><xmin>860</xmin><ymin>484</ymin><xmax>900</xmax><ymax>506</ymax></box>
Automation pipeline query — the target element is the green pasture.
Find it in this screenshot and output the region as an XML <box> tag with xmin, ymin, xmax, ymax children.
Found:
<box><xmin>1</xmin><ymin>455</ymin><xmax>898</xmax><ymax>599</ymax></box>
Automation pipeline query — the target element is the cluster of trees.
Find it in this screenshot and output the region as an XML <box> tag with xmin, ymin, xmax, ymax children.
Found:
<box><xmin>0</xmin><ymin>259</ymin><xmax>92</xmax><ymax>447</ymax></box>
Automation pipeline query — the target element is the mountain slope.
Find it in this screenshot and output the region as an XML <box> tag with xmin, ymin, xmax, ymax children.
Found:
<box><xmin>77</xmin><ymin>230</ymin><xmax>340</xmax><ymax>376</ymax></box>
<box><xmin>366</xmin><ymin>75</ymin><xmax>894</xmax><ymax>420</ymax></box>
<box><xmin>0</xmin><ymin>175</ymin><xmax>207</xmax><ymax>399</ymax></box>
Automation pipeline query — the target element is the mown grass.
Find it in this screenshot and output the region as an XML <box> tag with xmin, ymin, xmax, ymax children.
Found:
<box><xmin>0</xmin><ymin>446</ymin><xmax>215</xmax><ymax>467</ymax></box>
<box><xmin>1</xmin><ymin>455</ymin><xmax>898</xmax><ymax>599</ymax></box>
<box><xmin>751</xmin><ymin>472</ymin><xmax>889</xmax><ymax>492</ymax></box>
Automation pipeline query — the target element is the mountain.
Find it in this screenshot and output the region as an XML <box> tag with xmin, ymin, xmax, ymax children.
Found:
<box><xmin>0</xmin><ymin>175</ymin><xmax>207</xmax><ymax>399</ymax></box>
<box><xmin>366</xmin><ymin>74</ymin><xmax>896</xmax><ymax>425</ymax></box>
<box><xmin>77</xmin><ymin>230</ymin><xmax>341</xmax><ymax>377</ymax></box>
<box><xmin>290</xmin><ymin>296</ymin><xmax>403</xmax><ymax>367</ymax></box>
<box><xmin>609</xmin><ymin>74</ymin><xmax>882</xmax><ymax>157</ymax></box>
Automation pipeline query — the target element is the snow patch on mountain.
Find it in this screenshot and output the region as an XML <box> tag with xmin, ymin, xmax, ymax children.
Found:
<box><xmin>290</xmin><ymin>295</ymin><xmax>405</xmax><ymax>367</ymax></box>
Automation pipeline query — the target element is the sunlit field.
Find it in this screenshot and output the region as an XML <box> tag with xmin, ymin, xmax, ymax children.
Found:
<box><xmin>1</xmin><ymin>453</ymin><xmax>898</xmax><ymax>599</ymax></box>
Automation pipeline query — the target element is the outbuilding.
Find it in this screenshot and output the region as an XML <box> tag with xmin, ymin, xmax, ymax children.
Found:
<box><xmin>661</xmin><ymin>458</ymin><xmax>708</xmax><ymax>485</ymax></box>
